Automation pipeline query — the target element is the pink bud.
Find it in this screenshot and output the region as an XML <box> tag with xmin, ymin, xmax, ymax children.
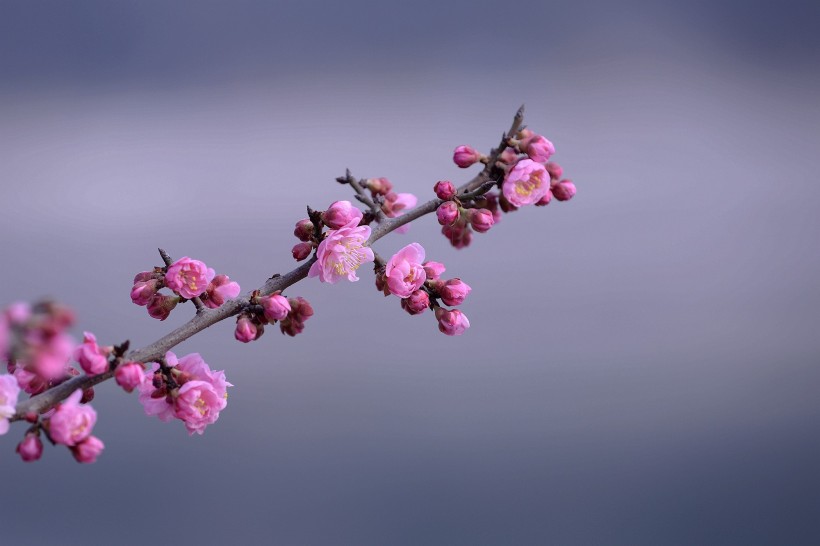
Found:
<box><xmin>499</xmin><ymin>147</ymin><xmax>519</xmax><ymax>165</ymax></box>
<box><xmin>401</xmin><ymin>290</ymin><xmax>430</xmax><ymax>315</ymax></box>
<box><xmin>423</xmin><ymin>261</ymin><xmax>446</xmax><ymax>280</ymax></box>
<box><xmin>115</xmin><ymin>362</ymin><xmax>145</xmax><ymax>393</ymax></box>
<box><xmin>234</xmin><ymin>315</ymin><xmax>260</xmax><ymax>343</ymax></box>
<box><xmin>70</xmin><ymin>435</ymin><xmax>105</xmax><ymax>464</ymax></box>
<box><xmin>74</xmin><ymin>332</ymin><xmax>111</xmax><ymax>376</ymax></box>
<box><xmin>16</xmin><ymin>433</ymin><xmax>43</xmax><ymax>462</ymax></box>
<box><xmin>201</xmin><ymin>275</ymin><xmax>241</xmax><ymax>309</ymax></box>
<box><xmin>453</xmin><ymin>145</ymin><xmax>481</xmax><ymax>168</ymax></box>
<box><xmin>366</xmin><ymin>177</ymin><xmax>393</xmax><ymax>196</ymax></box>
<box><xmin>322</xmin><ymin>200</ymin><xmax>364</xmax><ymax>230</ymax></box>
<box><xmin>439</xmin><ymin>278</ymin><xmax>472</xmax><ymax>307</ymax></box>
<box><xmin>81</xmin><ymin>387</ymin><xmax>95</xmax><ymax>404</ymax></box>
<box><xmin>435</xmin><ymin>308</ymin><xmax>471</xmax><ymax>336</ymax></box>
<box><xmin>441</xmin><ymin>222</ymin><xmax>472</xmax><ymax>249</ymax></box>
<box><xmin>292</xmin><ymin>242</ymin><xmax>313</xmax><ymax>261</ymax></box>
<box><xmin>535</xmin><ymin>189</ymin><xmax>553</xmax><ymax>207</ymax></box>
<box><xmin>517</xmin><ymin>128</ymin><xmax>535</xmax><ymax>142</ymax></box>
<box><xmin>260</xmin><ymin>294</ymin><xmax>292</xmax><ymax>322</ymax></box>
<box><xmin>545</xmin><ymin>162</ymin><xmax>563</xmax><ymax>180</ymax></box>
<box><xmin>468</xmin><ymin>208</ymin><xmax>494</xmax><ymax>233</ymax></box>
<box><xmin>131</xmin><ymin>279</ymin><xmax>159</xmax><ymax>306</ymax></box>
<box><xmin>524</xmin><ymin>135</ymin><xmax>555</xmax><ymax>162</ymax></box>
<box><xmin>294</xmin><ymin>218</ymin><xmax>314</xmax><ymax>242</ymax></box>
<box><xmin>552</xmin><ymin>179</ymin><xmax>576</xmax><ymax>201</ymax></box>
<box><xmin>146</xmin><ymin>294</ymin><xmax>178</xmax><ymax>321</ymax></box>
<box><xmin>434</xmin><ymin>180</ymin><xmax>456</xmax><ymax>200</ymax></box>
<box><xmin>436</xmin><ymin>201</ymin><xmax>459</xmax><ymax>226</ymax></box>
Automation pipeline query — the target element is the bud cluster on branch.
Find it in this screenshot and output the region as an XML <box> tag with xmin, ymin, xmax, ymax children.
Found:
<box><xmin>0</xmin><ymin>107</ymin><xmax>577</xmax><ymax>463</ymax></box>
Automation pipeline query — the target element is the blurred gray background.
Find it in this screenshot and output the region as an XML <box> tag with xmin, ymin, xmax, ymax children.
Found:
<box><xmin>1</xmin><ymin>1</ymin><xmax>819</xmax><ymax>544</ymax></box>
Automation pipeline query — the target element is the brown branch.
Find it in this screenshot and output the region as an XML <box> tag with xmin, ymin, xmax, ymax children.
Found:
<box><xmin>11</xmin><ymin>107</ymin><xmax>527</xmax><ymax>421</ymax></box>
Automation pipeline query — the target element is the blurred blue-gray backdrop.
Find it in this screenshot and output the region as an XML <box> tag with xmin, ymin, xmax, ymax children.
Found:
<box><xmin>1</xmin><ymin>1</ymin><xmax>819</xmax><ymax>544</ymax></box>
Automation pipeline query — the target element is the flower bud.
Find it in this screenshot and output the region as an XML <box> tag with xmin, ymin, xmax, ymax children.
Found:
<box><xmin>288</xmin><ymin>297</ymin><xmax>314</xmax><ymax>321</ymax></box>
<box><xmin>375</xmin><ymin>270</ymin><xmax>391</xmax><ymax>296</ymax></box>
<box><xmin>322</xmin><ymin>200</ymin><xmax>364</xmax><ymax>230</ymax></box>
<box><xmin>201</xmin><ymin>275</ymin><xmax>241</xmax><ymax>309</ymax></box>
<box><xmin>401</xmin><ymin>290</ymin><xmax>430</xmax><ymax>315</ymax></box>
<box><xmin>468</xmin><ymin>208</ymin><xmax>494</xmax><ymax>233</ymax></box>
<box><xmin>535</xmin><ymin>189</ymin><xmax>552</xmax><ymax>207</ymax></box>
<box><xmin>435</xmin><ymin>308</ymin><xmax>471</xmax><ymax>336</ymax></box>
<box><xmin>545</xmin><ymin>161</ymin><xmax>563</xmax><ymax>180</ymax></box>
<box><xmin>16</xmin><ymin>433</ymin><xmax>43</xmax><ymax>462</ymax></box>
<box><xmin>438</xmin><ymin>278</ymin><xmax>472</xmax><ymax>307</ymax></box>
<box><xmin>74</xmin><ymin>332</ymin><xmax>111</xmax><ymax>376</ymax></box>
<box><xmin>70</xmin><ymin>435</ymin><xmax>105</xmax><ymax>464</ymax></box>
<box><xmin>366</xmin><ymin>177</ymin><xmax>393</xmax><ymax>196</ymax></box>
<box><xmin>441</xmin><ymin>222</ymin><xmax>472</xmax><ymax>249</ymax></box>
<box><xmin>524</xmin><ymin>134</ymin><xmax>555</xmax><ymax>163</ymax></box>
<box><xmin>81</xmin><ymin>387</ymin><xmax>95</xmax><ymax>404</ymax></box>
<box><xmin>453</xmin><ymin>145</ymin><xmax>481</xmax><ymax>168</ymax></box>
<box><xmin>292</xmin><ymin>242</ymin><xmax>313</xmax><ymax>261</ymax></box>
<box><xmin>499</xmin><ymin>147</ymin><xmax>518</xmax><ymax>165</ymax></box>
<box><xmin>260</xmin><ymin>294</ymin><xmax>291</xmax><ymax>322</ymax></box>
<box><xmin>294</xmin><ymin>218</ymin><xmax>314</xmax><ymax>242</ymax></box>
<box><xmin>131</xmin><ymin>279</ymin><xmax>159</xmax><ymax>306</ymax></box>
<box><xmin>133</xmin><ymin>271</ymin><xmax>154</xmax><ymax>284</ymax></box>
<box><xmin>436</xmin><ymin>201</ymin><xmax>459</xmax><ymax>226</ymax></box>
<box><xmin>552</xmin><ymin>179</ymin><xmax>576</xmax><ymax>201</ymax></box>
<box><xmin>234</xmin><ymin>315</ymin><xmax>260</xmax><ymax>343</ymax></box>
<box><xmin>423</xmin><ymin>261</ymin><xmax>446</xmax><ymax>281</ymax></box>
<box><xmin>115</xmin><ymin>361</ymin><xmax>144</xmax><ymax>393</ymax></box>
<box><xmin>146</xmin><ymin>294</ymin><xmax>178</xmax><ymax>321</ymax></box>
<box><xmin>434</xmin><ymin>180</ymin><xmax>456</xmax><ymax>200</ymax></box>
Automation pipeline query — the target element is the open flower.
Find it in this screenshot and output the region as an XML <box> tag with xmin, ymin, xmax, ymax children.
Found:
<box><xmin>502</xmin><ymin>159</ymin><xmax>549</xmax><ymax>207</ymax></box>
<box><xmin>73</xmin><ymin>331</ymin><xmax>111</xmax><ymax>376</ymax></box>
<box><xmin>48</xmin><ymin>389</ymin><xmax>97</xmax><ymax>446</ymax></box>
<box><xmin>308</xmin><ymin>219</ymin><xmax>374</xmax><ymax>283</ymax></box>
<box><xmin>385</xmin><ymin>243</ymin><xmax>427</xmax><ymax>298</ymax></box>
<box><xmin>164</xmin><ymin>257</ymin><xmax>215</xmax><ymax>299</ymax></box>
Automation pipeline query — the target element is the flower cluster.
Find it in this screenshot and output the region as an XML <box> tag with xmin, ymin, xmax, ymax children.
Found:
<box><xmin>138</xmin><ymin>351</ymin><xmax>231</xmax><ymax>436</ymax></box>
<box><xmin>234</xmin><ymin>293</ymin><xmax>314</xmax><ymax>342</ymax></box>
<box><xmin>45</xmin><ymin>389</ymin><xmax>104</xmax><ymax>463</ymax></box>
<box><xmin>445</xmin><ymin>127</ymin><xmax>576</xmax><ymax>248</ymax></box>
<box><xmin>131</xmin><ymin>256</ymin><xmax>240</xmax><ymax>320</ymax></box>
<box><xmin>375</xmin><ymin>244</ymin><xmax>472</xmax><ymax>336</ymax></box>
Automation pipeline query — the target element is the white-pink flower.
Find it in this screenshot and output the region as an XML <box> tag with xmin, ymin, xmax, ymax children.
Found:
<box><xmin>385</xmin><ymin>243</ymin><xmax>427</xmax><ymax>298</ymax></box>
<box><xmin>308</xmin><ymin>219</ymin><xmax>374</xmax><ymax>284</ymax></box>
<box><xmin>164</xmin><ymin>257</ymin><xmax>216</xmax><ymax>299</ymax></box>
<box><xmin>48</xmin><ymin>389</ymin><xmax>97</xmax><ymax>446</ymax></box>
<box><xmin>502</xmin><ymin>159</ymin><xmax>549</xmax><ymax>207</ymax></box>
<box><xmin>0</xmin><ymin>374</ymin><xmax>21</xmax><ymax>435</ymax></box>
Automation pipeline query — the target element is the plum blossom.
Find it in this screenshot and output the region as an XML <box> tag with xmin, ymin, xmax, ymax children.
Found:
<box><xmin>385</xmin><ymin>243</ymin><xmax>427</xmax><ymax>298</ymax></box>
<box><xmin>523</xmin><ymin>134</ymin><xmax>555</xmax><ymax>163</ymax></box>
<box><xmin>115</xmin><ymin>362</ymin><xmax>144</xmax><ymax>393</ymax></box>
<box><xmin>502</xmin><ymin>159</ymin><xmax>549</xmax><ymax>207</ymax></box>
<box><xmin>435</xmin><ymin>308</ymin><xmax>471</xmax><ymax>336</ymax></box>
<box><xmin>453</xmin><ymin>145</ymin><xmax>481</xmax><ymax>168</ymax></box>
<box><xmin>423</xmin><ymin>261</ymin><xmax>446</xmax><ymax>281</ymax></box>
<box><xmin>438</xmin><ymin>278</ymin><xmax>472</xmax><ymax>307</ymax></box>
<box><xmin>164</xmin><ymin>257</ymin><xmax>215</xmax><ymax>299</ymax></box>
<box><xmin>434</xmin><ymin>180</ymin><xmax>456</xmax><ymax>200</ymax></box>
<box><xmin>322</xmin><ymin>200</ymin><xmax>363</xmax><ymax>230</ymax></box>
<box><xmin>0</xmin><ymin>374</ymin><xmax>20</xmax><ymax>435</ymax></box>
<box><xmin>260</xmin><ymin>294</ymin><xmax>291</xmax><ymax>322</ymax></box>
<box><xmin>17</xmin><ymin>432</ymin><xmax>43</xmax><ymax>462</ymax></box>
<box><xmin>48</xmin><ymin>389</ymin><xmax>97</xmax><ymax>446</ymax></box>
<box><xmin>201</xmin><ymin>275</ymin><xmax>241</xmax><ymax>309</ymax></box>
<box><xmin>70</xmin><ymin>435</ymin><xmax>104</xmax><ymax>463</ymax></box>
<box><xmin>552</xmin><ymin>179</ymin><xmax>577</xmax><ymax>201</ymax></box>
<box><xmin>73</xmin><ymin>332</ymin><xmax>111</xmax><ymax>376</ymax></box>
<box><xmin>308</xmin><ymin>219</ymin><xmax>374</xmax><ymax>283</ymax></box>
<box><xmin>382</xmin><ymin>192</ymin><xmax>418</xmax><ymax>234</ymax></box>
<box><xmin>401</xmin><ymin>290</ymin><xmax>430</xmax><ymax>315</ymax></box>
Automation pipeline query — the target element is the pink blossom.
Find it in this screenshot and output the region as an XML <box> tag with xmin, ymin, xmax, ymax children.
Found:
<box><xmin>382</xmin><ymin>192</ymin><xmax>418</xmax><ymax>234</ymax></box>
<box><xmin>48</xmin><ymin>389</ymin><xmax>96</xmax><ymax>446</ymax></box>
<box><xmin>164</xmin><ymin>257</ymin><xmax>215</xmax><ymax>299</ymax></box>
<box><xmin>524</xmin><ymin>134</ymin><xmax>555</xmax><ymax>163</ymax></box>
<box><xmin>438</xmin><ymin>278</ymin><xmax>472</xmax><ymax>307</ymax></box>
<box><xmin>385</xmin><ymin>243</ymin><xmax>427</xmax><ymax>298</ymax></box>
<box><xmin>115</xmin><ymin>361</ymin><xmax>145</xmax><ymax>393</ymax></box>
<box><xmin>73</xmin><ymin>332</ymin><xmax>110</xmax><ymax>376</ymax></box>
<box><xmin>535</xmin><ymin>189</ymin><xmax>553</xmax><ymax>207</ymax></box>
<box><xmin>234</xmin><ymin>315</ymin><xmax>260</xmax><ymax>343</ymax></box>
<box><xmin>453</xmin><ymin>145</ymin><xmax>481</xmax><ymax>168</ymax></box>
<box><xmin>279</xmin><ymin>297</ymin><xmax>314</xmax><ymax>337</ymax></box>
<box><xmin>12</xmin><ymin>367</ymin><xmax>46</xmax><ymax>396</ymax></box>
<box><xmin>174</xmin><ymin>381</ymin><xmax>226</xmax><ymax>436</ymax></box>
<box><xmin>437</xmin><ymin>201</ymin><xmax>459</xmax><ymax>226</ymax></box>
<box><xmin>468</xmin><ymin>208</ymin><xmax>494</xmax><ymax>233</ymax></box>
<box><xmin>138</xmin><ymin>363</ymin><xmax>175</xmax><ymax>423</ymax></box>
<box><xmin>131</xmin><ymin>278</ymin><xmax>159</xmax><ymax>306</ymax></box>
<box><xmin>201</xmin><ymin>275</ymin><xmax>241</xmax><ymax>309</ymax></box>
<box><xmin>70</xmin><ymin>435</ymin><xmax>104</xmax><ymax>463</ymax></box>
<box><xmin>552</xmin><ymin>179</ymin><xmax>577</xmax><ymax>201</ymax></box>
<box><xmin>0</xmin><ymin>373</ymin><xmax>20</xmax><ymax>435</ymax></box>
<box><xmin>260</xmin><ymin>294</ymin><xmax>291</xmax><ymax>322</ymax></box>
<box><xmin>366</xmin><ymin>177</ymin><xmax>393</xmax><ymax>196</ymax></box>
<box><xmin>441</xmin><ymin>221</ymin><xmax>472</xmax><ymax>249</ymax></box>
<box><xmin>308</xmin><ymin>219</ymin><xmax>374</xmax><ymax>283</ymax></box>
<box><xmin>292</xmin><ymin>242</ymin><xmax>312</xmax><ymax>261</ymax></box>
<box><xmin>28</xmin><ymin>331</ymin><xmax>74</xmax><ymax>380</ymax></box>
<box><xmin>146</xmin><ymin>294</ymin><xmax>178</xmax><ymax>321</ymax></box>
<box><xmin>17</xmin><ymin>432</ymin><xmax>43</xmax><ymax>462</ymax></box>
<box><xmin>499</xmin><ymin>147</ymin><xmax>519</xmax><ymax>165</ymax></box>
<box><xmin>401</xmin><ymin>290</ymin><xmax>430</xmax><ymax>315</ymax></box>
<box><xmin>423</xmin><ymin>261</ymin><xmax>446</xmax><ymax>280</ymax></box>
<box><xmin>322</xmin><ymin>200</ymin><xmax>364</xmax><ymax>230</ymax></box>
<box><xmin>502</xmin><ymin>159</ymin><xmax>549</xmax><ymax>207</ymax></box>
<box><xmin>434</xmin><ymin>180</ymin><xmax>456</xmax><ymax>200</ymax></box>
<box><xmin>294</xmin><ymin>218</ymin><xmax>314</xmax><ymax>241</ymax></box>
<box><xmin>435</xmin><ymin>308</ymin><xmax>471</xmax><ymax>336</ymax></box>
<box><xmin>5</xmin><ymin>302</ymin><xmax>31</xmax><ymax>325</ymax></box>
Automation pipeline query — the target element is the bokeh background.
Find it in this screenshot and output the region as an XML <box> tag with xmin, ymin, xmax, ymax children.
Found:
<box><xmin>2</xmin><ymin>1</ymin><xmax>819</xmax><ymax>544</ymax></box>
